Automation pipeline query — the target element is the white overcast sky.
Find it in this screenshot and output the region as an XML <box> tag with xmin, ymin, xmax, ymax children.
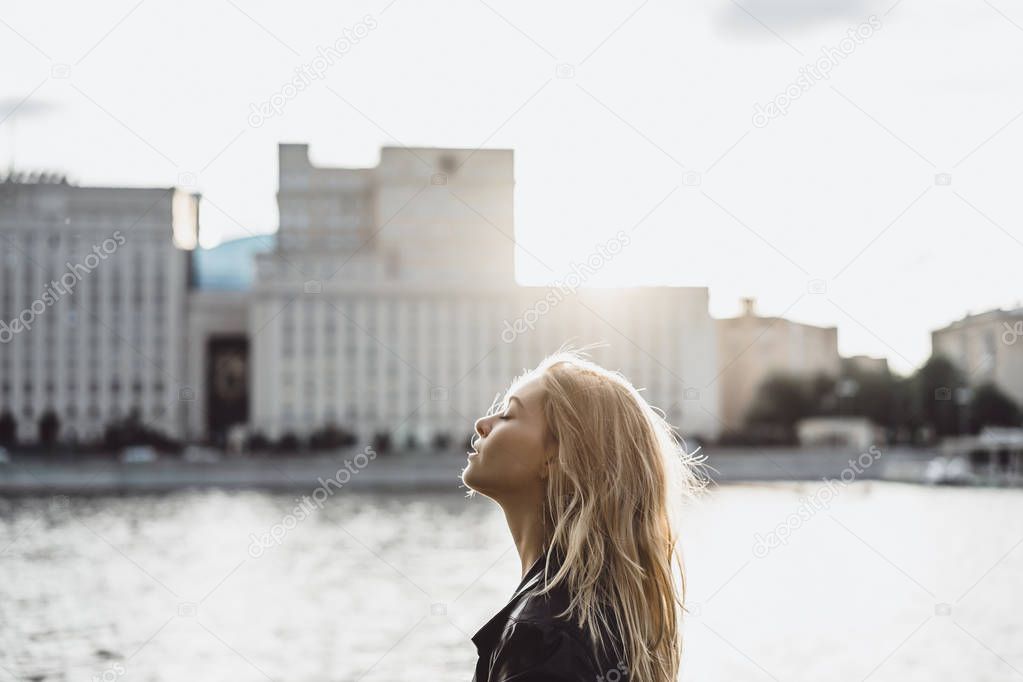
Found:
<box><xmin>2</xmin><ymin>0</ymin><xmax>1022</xmax><ymax>375</ymax></box>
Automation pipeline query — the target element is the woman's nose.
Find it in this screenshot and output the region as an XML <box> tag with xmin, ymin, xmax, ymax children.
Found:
<box><xmin>475</xmin><ymin>415</ymin><xmax>491</xmax><ymax>438</ymax></box>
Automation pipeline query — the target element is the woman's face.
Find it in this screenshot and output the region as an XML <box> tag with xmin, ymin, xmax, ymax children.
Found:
<box><xmin>462</xmin><ymin>374</ymin><xmax>553</xmax><ymax>502</ymax></box>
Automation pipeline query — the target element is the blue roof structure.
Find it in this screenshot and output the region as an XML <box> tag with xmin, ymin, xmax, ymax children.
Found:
<box><xmin>191</xmin><ymin>234</ymin><xmax>276</xmax><ymax>291</ymax></box>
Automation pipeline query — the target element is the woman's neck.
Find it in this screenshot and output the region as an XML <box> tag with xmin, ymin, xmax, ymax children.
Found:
<box><xmin>500</xmin><ymin>496</ymin><xmax>547</xmax><ymax>578</ymax></box>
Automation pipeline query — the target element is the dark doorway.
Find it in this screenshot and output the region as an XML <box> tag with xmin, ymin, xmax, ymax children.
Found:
<box><xmin>206</xmin><ymin>335</ymin><xmax>249</xmax><ymax>445</ymax></box>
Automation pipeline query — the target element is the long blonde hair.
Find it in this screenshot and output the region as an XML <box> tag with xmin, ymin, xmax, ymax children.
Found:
<box><xmin>484</xmin><ymin>346</ymin><xmax>708</xmax><ymax>682</ymax></box>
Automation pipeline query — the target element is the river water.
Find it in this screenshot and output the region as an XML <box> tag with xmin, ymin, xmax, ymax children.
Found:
<box><xmin>1</xmin><ymin>481</ymin><xmax>1020</xmax><ymax>681</ymax></box>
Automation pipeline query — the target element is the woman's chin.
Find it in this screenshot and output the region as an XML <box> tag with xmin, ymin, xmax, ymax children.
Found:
<box><xmin>461</xmin><ymin>461</ymin><xmax>479</xmax><ymax>489</ymax></box>
<box><xmin>461</xmin><ymin>462</ymin><xmax>492</xmax><ymax>495</ymax></box>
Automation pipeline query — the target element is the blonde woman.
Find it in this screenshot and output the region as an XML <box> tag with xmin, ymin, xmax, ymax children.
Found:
<box><xmin>463</xmin><ymin>348</ymin><xmax>706</xmax><ymax>682</ymax></box>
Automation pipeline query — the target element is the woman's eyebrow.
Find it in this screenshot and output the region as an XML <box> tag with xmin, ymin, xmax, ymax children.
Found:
<box><xmin>508</xmin><ymin>396</ymin><xmax>524</xmax><ymax>409</ymax></box>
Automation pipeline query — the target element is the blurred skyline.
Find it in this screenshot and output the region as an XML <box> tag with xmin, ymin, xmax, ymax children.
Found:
<box><xmin>3</xmin><ymin>0</ymin><xmax>1023</xmax><ymax>374</ymax></box>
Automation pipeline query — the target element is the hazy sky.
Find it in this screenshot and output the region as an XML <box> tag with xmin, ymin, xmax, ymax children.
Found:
<box><xmin>2</xmin><ymin>0</ymin><xmax>1022</xmax><ymax>374</ymax></box>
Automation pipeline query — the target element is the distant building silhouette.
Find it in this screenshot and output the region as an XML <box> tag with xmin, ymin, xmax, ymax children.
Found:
<box><xmin>715</xmin><ymin>297</ymin><xmax>841</xmax><ymax>430</ymax></box>
<box><xmin>235</xmin><ymin>144</ymin><xmax>720</xmax><ymax>445</ymax></box>
<box><xmin>0</xmin><ymin>173</ymin><xmax>197</xmax><ymax>443</ymax></box>
<box><xmin>844</xmin><ymin>354</ymin><xmax>889</xmax><ymax>375</ymax></box>
<box><xmin>932</xmin><ymin>306</ymin><xmax>1023</xmax><ymax>408</ymax></box>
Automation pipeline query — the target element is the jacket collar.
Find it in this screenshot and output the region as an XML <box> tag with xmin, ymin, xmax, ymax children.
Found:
<box><xmin>471</xmin><ymin>548</ymin><xmax>560</xmax><ymax>654</ymax></box>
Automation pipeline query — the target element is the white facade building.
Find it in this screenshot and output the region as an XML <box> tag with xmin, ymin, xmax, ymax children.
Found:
<box><xmin>0</xmin><ymin>173</ymin><xmax>197</xmax><ymax>443</ymax></box>
<box><xmin>249</xmin><ymin>144</ymin><xmax>720</xmax><ymax>446</ymax></box>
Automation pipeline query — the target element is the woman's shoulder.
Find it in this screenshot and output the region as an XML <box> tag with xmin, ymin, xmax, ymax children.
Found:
<box><xmin>508</xmin><ymin>581</ymin><xmax>627</xmax><ymax>675</ymax></box>
<box><xmin>491</xmin><ymin>617</ymin><xmax>628</xmax><ymax>682</ymax></box>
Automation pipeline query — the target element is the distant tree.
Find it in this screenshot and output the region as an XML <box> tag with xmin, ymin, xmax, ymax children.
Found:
<box><xmin>835</xmin><ymin>361</ymin><xmax>900</xmax><ymax>429</ymax></box>
<box><xmin>805</xmin><ymin>372</ymin><xmax>838</xmax><ymax>415</ymax></box>
<box><xmin>0</xmin><ymin>411</ymin><xmax>16</xmax><ymax>447</ymax></box>
<box><xmin>276</xmin><ymin>432</ymin><xmax>301</xmax><ymax>453</ymax></box>
<box><xmin>431</xmin><ymin>431</ymin><xmax>452</xmax><ymax>451</ymax></box>
<box><xmin>745</xmin><ymin>372</ymin><xmax>815</xmax><ymax>438</ymax></box>
<box><xmin>247</xmin><ymin>431</ymin><xmax>271</xmax><ymax>452</ymax></box>
<box><xmin>338</xmin><ymin>427</ymin><xmax>357</xmax><ymax>448</ymax></box>
<box><xmin>912</xmin><ymin>355</ymin><xmax>967</xmax><ymax>437</ymax></box>
<box><xmin>37</xmin><ymin>410</ymin><xmax>60</xmax><ymax>449</ymax></box>
<box><xmin>309</xmin><ymin>423</ymin><xmax>350</xmax><ymax>451</ymax></box>
<box><xmin>403</xmin><ymin>433</ymin><xmax>418</xmax><ymax>451</ymax></box>
<box><xmin>970</xmin><ymin>383</ymin><xmax>1022</xmax><ymax>431</ymax></box>
<box><xmin>371</xmin><ymin>430</ymin><xmax>392</xmax><ymax>455</ymax></box>
<box><xmin>736</xmin><ymin>354</ymin><xmax>1017</xmax><ymax>446</ymax></box>
<box><xmin>889</xmin><ymin>375</ymin><xmax>919</xmax><ymax>443</ymax></box>
<box><xmin>101</xmin><ymin>409</ymin><xmax>180</xmax><ymax>453</ymax></box>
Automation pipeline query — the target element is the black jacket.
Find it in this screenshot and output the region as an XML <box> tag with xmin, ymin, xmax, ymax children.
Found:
<box><xmin>471</xmin><ymin>550</ymin><xmax>628</xmax><ymax>682</ymax></box>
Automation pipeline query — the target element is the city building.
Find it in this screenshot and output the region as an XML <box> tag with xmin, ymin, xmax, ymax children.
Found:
<box><xmin>931</xmin><ymin>306</ymin><xmax>1023</xmax><ymax>408</ymax></box>
<box><xmin>240</xmin><ymin>144</ymin><xmax>721</xmax><ymax>446</ymax></box>
<box><xmin>0</xmin><ymin>144</ymin><xmax>724</xmax><ymax>449</ymax></box>
<box><xmin>844</xmin><ymin>354</ymin><xmax>889</xmax><ymax>375</ymax></box>
<box><xmin>715</xmin><ymin>297</ymin><xmax>841</xmax><ymax>430</ymax></box>
<box><xmin>0</xmin><ymin>172</ymin><xmax>198</xmax><ymax>443</ymax></box>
